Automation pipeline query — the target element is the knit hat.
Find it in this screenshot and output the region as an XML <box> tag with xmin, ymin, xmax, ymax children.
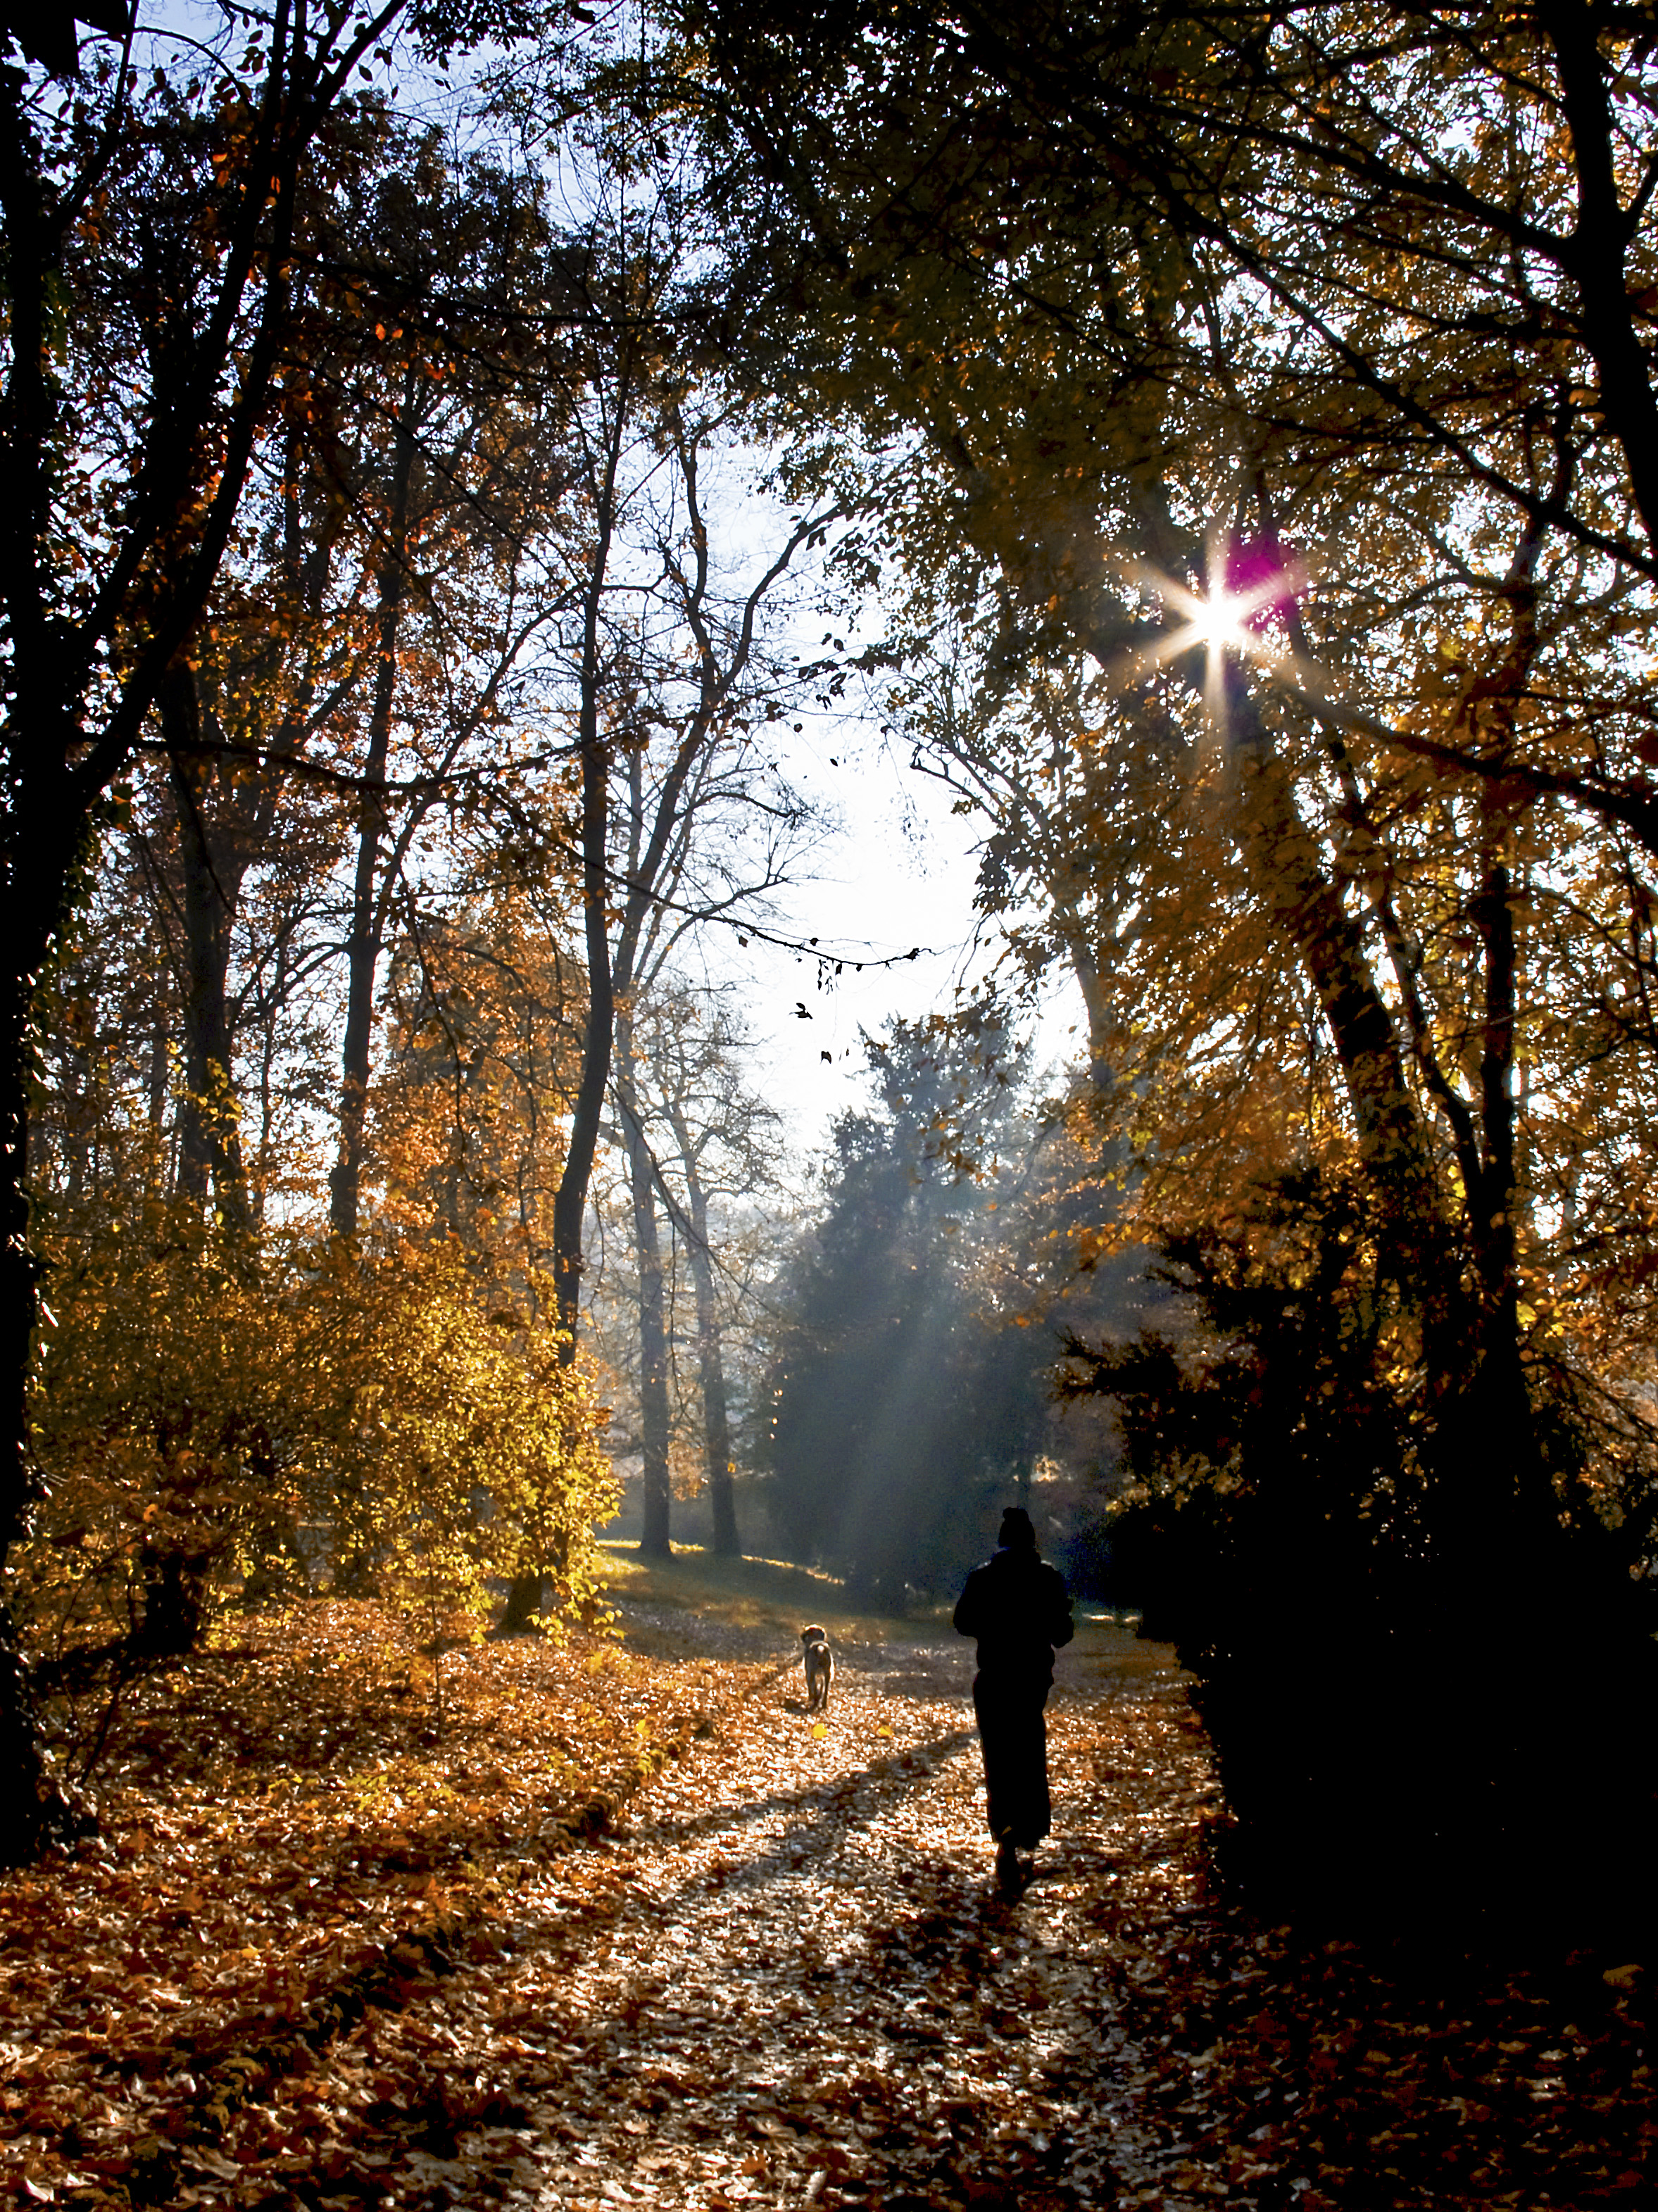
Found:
<box><xmin>998</xmin><ymin>1506</ymin><xmax>1036</xmax><ymax>1549</ymax></box>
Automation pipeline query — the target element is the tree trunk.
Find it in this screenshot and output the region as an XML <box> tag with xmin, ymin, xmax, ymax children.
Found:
<box><xmin>1443</xmin><ymin>832</ymin><xmax>1544</xmax><ymax>1554</ymax></box>
<box><xmin>146</xmin><ymin>955</ymin><xmax>170</xmax><ymax>1155</ymax></box>
<box><xmin>329</xmin><ymin>393</ymin><xmax>416</xmax><ymax>1240</ymax></box>
<box><xmin>619</xmin><ymin>1026</ymin><xmax>673</xmax><ymax>1559</ymax></box>
<box><xmin>0</xmin><ymin>815</ymin><xmax>96</xmax><ymax>1865</ymax></box>
<box><xmin>501</xmin><ymin>374</ymin><xmax>631</xmax><ymax>1633</ymax></box>
<box><xmin>0</xmin><ymin>74</ymin><xmax>70</xmax><ymax>1861</ymax></box>
<box><xmin>1543</xmin><ymin>1</ymin><xmax>1658</xmax><ymax>558</ymax></box>
<box><xmin>548</xmin><ymin>600</ymin><xmax>620</xmax><ymax>1343</ymax></box>
<box><xmin>0</xmin><ymin>963</ymin><xmax>65</xmax><ymax>1866</ymax></box>
<box><xmin>1195</xmin><ymin>658</ymin><xmax>1470</xmax><ymax>1391</ymax></box>
<box><xmin>668</xmin><ymin>1106</ymin><xmax>741</xmax><ymax>1557</ymax></box>
<box><xmin>160</xmin><ymin>661</ymin><xmax>251</xmax><ymax>1233</ymax></box>
<box><xmin>688</xmin><ymin>1207</ymin><xmax>739</xmax><ymax>1557</ymax></box>
<box><xmin>1454</xmin><ymin>533</ymin><xmax>1547</xmax><ymax>1535</ymax></box>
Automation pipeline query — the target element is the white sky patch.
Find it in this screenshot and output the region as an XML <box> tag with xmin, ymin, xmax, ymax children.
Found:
<box><xmin>698</xmin><ymin>729</ymin><xmax>977</xmax><ymax>1152</ymax></box>
<box><xmin>706</xmin><ymin>724</ymin><xmax>1088</xmax><ymax>1157</ymax></box>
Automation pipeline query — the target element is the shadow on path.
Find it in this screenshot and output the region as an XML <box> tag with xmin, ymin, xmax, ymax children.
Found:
<box><xmin>436</xmin><ymin>1614</ymin><xmax>1217</xmax><ymax>2212</ymax></box>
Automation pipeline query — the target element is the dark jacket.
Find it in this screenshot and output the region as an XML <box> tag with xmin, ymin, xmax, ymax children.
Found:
<box><xmin>953</xmin><ymin>1545</ymin><xmax>1074</xmax><ymax>1681</ymax></box>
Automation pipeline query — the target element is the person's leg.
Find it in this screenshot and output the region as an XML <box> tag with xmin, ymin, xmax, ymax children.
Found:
<box><xmin>975</xmin><ymin>1676</ymin><xmax>1041</xmax><ymax>1895</ymax></box>
<box><xmin>1011</xmin><ymin>1700</ymin><xmax>1051</xmax><ymax>1851</ymax></box>
<box><xmin>981</xmin><ymin>1682</ymin><xmax>1050</xmax><ymax>1844</ymax></box>
<box><xmin>972</xmin><ymin>1675</ymin><xmax>1008</xmax><ymax>1838</ymax></box>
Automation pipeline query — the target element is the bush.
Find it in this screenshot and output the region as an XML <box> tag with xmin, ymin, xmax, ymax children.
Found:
<box><xmin>18</xmin><ymin>1197</ymin><xmax>615</xmax><ymax>1762</ymax></box>
<box><xmin>1068</xmin><ymin>1169</ymin><xmax>1658</xmax><ymax>1940</ymax></box>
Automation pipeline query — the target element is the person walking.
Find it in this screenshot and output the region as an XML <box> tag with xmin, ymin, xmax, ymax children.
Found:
<box><xmin>954</xmin><ymin>1506</ymin><xmax>1074</xmax><ymax>1897</ymax></box>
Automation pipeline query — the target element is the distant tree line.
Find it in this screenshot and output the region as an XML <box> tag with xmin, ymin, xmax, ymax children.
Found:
<box><xmin>756</xmin><ymin>1019</ymin><xmax>1144</xmax><ymax>1606</ymax></box>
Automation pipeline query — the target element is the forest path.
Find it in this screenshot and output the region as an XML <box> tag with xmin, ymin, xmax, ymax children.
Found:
<box><xmin>9</xmin><ymin>1595</ymin><xmax>1647</xmax><ymax>2211</ymax></box>
<box><xmin>476</xmin><ymin>1608</ymin><xmax>1218</xmax><ymax>2212</ymax></box>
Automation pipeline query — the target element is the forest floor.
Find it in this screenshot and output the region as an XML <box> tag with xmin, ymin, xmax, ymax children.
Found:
<box><xmin>1</xmin><ymin>1554</ymin><xmax>1653</xmax><ymax>2211</ymax></box>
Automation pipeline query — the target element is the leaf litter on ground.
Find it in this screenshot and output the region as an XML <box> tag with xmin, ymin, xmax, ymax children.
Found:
<box><xmin>1</xmin><ymin>1595</ymin><xmax>1651</xmax><ymax>2210</ymax></box>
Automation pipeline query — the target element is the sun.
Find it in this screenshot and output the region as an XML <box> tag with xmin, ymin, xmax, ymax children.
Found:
<box><xmin>1114</xmin><ymin>534</ymin><xmax>1311</xmax><ymax>712</ymax></box>
<box><xmin>1183</xmin><ymin>589</ymin><xmax>1252</xmax><ymax>653</ymax></box>
<box><xmin>1125</xmin><ymin>570</ymin><xmax>1279</xmax><ymax>677</ymax></box>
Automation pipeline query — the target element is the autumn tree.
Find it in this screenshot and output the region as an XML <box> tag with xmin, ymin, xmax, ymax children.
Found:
<box><xmin>587</xmin><ymin>983</ymin><xmax>795</xmax><ymax>1559</ymax></box>
<box><xmin>647</xmin><ymin>988</ymin><xmax>789</xmax><ymax>1559</ymax></box>
<box><xmin>307</xmin><ymin>134</ymin><xmax>586</xmax><ymax>1240</ymax></box>
<box><xmin>0</xmin><ymin>0</ymin><xmax>584</xmax><ymax>1863</ymax></box>
<box><xmin>124</xmin><ymin>116</ymin><xmax>595</xmax><ymax>1254</ymax></box>
<box><xmin>374</xmin><ymin>871</ymin><xmax>583</xmax><ymax>1262</ymax></box>
<box><xmin>482</xmin><ymin>104</ymin><xmax>836</xmax><ymax>1604</ymax></box>
<box><xmin>597</xmin><ymin>411</ymin><xmax>826</xmax><ymax>1561</ymax></box>
<box><xmin>679</xmin><ymin>0</ymin><xmax>1658</xmax><ymax>1898</ymax></box>
<box><xmin>682</xmin><ymin>0</ymin><xmax>1657</xmax><ymax>1421</ymax></box>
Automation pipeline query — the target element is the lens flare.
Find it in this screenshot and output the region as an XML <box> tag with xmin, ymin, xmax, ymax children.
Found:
<box><xmin>1112</xmin><ymin>532</ymin><xmax>1312</xmax><ymax>728</ymax></box>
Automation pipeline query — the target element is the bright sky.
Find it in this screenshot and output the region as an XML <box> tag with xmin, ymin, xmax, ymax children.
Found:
<box><xmin>731</xmin><ymin>735</ymin><xmax>990</xmax><ymax>1157</ymax></box>
<box><xmin>717</xmin><ymin>726</ymin><xmax>1090</xmax><ymax>1167</ymax></box>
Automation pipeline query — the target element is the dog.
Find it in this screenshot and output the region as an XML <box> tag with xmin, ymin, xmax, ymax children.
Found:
<box><xmin>800</xmin><ymin>1624</ymin><xmax>834</xmax><ymax>1712</ymax></box>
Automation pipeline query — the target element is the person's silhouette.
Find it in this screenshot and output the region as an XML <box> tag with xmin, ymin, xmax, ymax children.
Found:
<box><xmin>953</xmin><ymin>1507</ymin><xmax>1074</xmax><ymax>1896</ymax></box>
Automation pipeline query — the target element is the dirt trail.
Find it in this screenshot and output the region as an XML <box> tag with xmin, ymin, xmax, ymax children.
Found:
<box><xmin>465</xmin><ymin>1609</ymin><xmax>1219</xmax><ymax>2212</ymax></box>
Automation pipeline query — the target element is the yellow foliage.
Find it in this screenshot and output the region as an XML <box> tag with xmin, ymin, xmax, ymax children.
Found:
<box><xmin>18</xmin><ymin>1199</ymin><xmax>615</xmax><ymax>1663</ymax></box>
